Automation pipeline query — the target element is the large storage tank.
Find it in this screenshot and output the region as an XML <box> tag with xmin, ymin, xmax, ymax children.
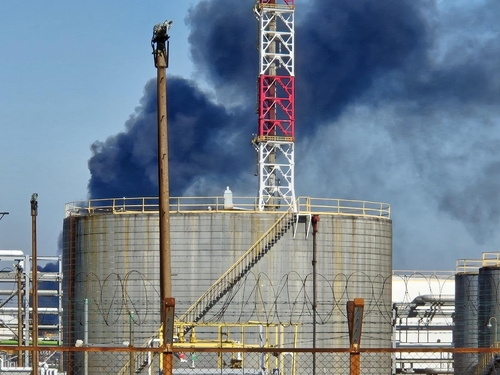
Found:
<box><xmin>454</xmin><ymin>269</ymin><xmax>479</xmax><ymax>375</ymax></box>
<box><xmin>477</xmin><ymin>266</ymin><xmax>500</xmax><ymax>348</ymax></box>
<box><xmin>63</xmin><ymin>196</ymin><xmax>392</xmax><ymax>374</ymax></box>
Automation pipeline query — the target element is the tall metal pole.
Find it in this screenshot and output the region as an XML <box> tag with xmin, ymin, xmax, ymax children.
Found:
<box><xmin>30</xmin><ymin>193</ymin><xmax>38</xmax><ymax>375</ymax></box>
<box><xmin>311</xmin><ymin>215</ymin><xmax>319</xmax><ymax>375</ymax></box>
<box><xmin>152</xmin><ymin>20</ymin><xmax>174</xmax><ymax>375</ymax></box>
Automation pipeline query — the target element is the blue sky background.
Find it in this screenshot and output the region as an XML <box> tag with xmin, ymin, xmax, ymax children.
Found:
<box><xmin>0</xmin><ymin>1</ymin><xmax>197</xmax><ymax>256</ymax></box>
<box><xmin>1</xmin><ymin>0</ymin><xmax>500</xmax><ymax>271</ymax></box>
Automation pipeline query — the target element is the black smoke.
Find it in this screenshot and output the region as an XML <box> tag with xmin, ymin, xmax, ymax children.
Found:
<box><xmin>187</xmin><ymin>0</ymin><xmax>257</xmax><ymax>104</ymax></box>
<box><xmin>295</xmin><ymin>0</ymin><xmax>431</xmax><ymax>127</ymax></box>
<box><xmin>88</xmin><ymin>0</ymin><xmax>500</xmax><ymax>268</ymax></box>
<box><xmin>37</xmin><ymin>262</ymin><xmax>60</xmax><ymax>329</ymax></box>
<box><xmin>88</xmin><ymin>0</ymin><xmax>430</xmax><ymax>197</ymax></box>
<box><xmin>88</xmin><ymin>78</ymin><xmax>254</xmax><ymax>198</ymax></box>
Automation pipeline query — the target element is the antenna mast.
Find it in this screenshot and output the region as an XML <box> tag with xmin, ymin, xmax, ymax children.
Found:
<box><xmin>253</xmin><ymin>0</ymin><xmax>296</xmax><ymax>211</ymax></box>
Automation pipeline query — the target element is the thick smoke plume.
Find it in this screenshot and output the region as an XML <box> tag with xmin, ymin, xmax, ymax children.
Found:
<box><xmin>88</xmin><ymin>0</ymin><xmax>500</xmax><ymax>269</ymax></box>
<box><xmin>88</xmin><ymin>78</ymin><xmax>254</xmax><ymax>197</ymax></box>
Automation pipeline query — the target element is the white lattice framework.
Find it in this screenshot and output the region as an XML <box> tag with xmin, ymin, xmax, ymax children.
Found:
<box><xmin>254</xmin><ymin>0</ymin><xmax>296</xmax><ymax>212</ymax></box>
<box><xmin>259</xmin><ymin>8</ymin><xmax>295</xmax><ymax>76</ymax></box>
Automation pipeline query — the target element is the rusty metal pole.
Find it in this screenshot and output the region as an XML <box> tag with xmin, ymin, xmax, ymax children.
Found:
<box><xmin>30</xmin><ymin>193</ymin><xmax>38</xmax><ymax>375</ymax></box>
<box><xmin>311</xmin><ymin>215</ymin><xmax>319</xmax><ymax>375</ymax></box>
<box><xmin>347</xmin><ymin>298</ymin><xmax>364</xmax><ymax>375</ymax></box>
<box><xmin>152</xmin><ymin>20</ymin><xmax>174</xmax><ymax>375</ymax></box>
<box><xmin>349</xmin><ymin>350</ymin><xmax>360</xmax><ymax>375</ymax></box>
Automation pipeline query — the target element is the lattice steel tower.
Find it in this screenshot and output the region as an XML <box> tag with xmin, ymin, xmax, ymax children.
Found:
<box><xmin>253</xmin><ymin>0</ymin><xmax>296</xmax><ymax>211</ymax></box>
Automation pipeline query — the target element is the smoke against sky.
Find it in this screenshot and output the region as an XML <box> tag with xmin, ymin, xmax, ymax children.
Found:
<box><xmin>87</xmin><ymin>0</ymin><xmax>500</xmax><ymax>269</ymax></box>
<box><xmin>88</xmin><ymin>77</ymin><xmax>254</xmax><ymax>198</ymax></box>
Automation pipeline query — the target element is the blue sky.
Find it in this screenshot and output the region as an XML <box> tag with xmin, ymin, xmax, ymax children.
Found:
<box><xmin>1</xmin><ymin>0</ymin><xmax>500</xmax><ymax>271</ymax></box>
<box><xmin>0</xmin><ymin>1</ymin><xmax>197</xmax><ymax>256</ymax></box>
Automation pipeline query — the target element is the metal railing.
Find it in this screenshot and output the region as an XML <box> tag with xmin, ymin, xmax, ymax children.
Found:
<box><xmin>178</xmin><ymin>209</ymin><xmax>295</xmax><ymax>325</ymax></box>
<box><xmin>474</xmin><ymin>341</ymin><xmax>500</xmax><ymax>375</ymax></box>
<box><xmin>456</xmin><ymin>258</ymin><xmax>482</xmax><ymax>273</ymax></box>
<box><xmin>455</xmin><ymin>252</ymin><xmax>500</xmax><ymax>272</ymax></box>
<box><xmin>116</xmin><ymin>210</ymin><xmax>295</xmax><ymax>375</ymax></box>
<box><xmin>257</xmin><ymin>2</ymin><xmax>295</xmax><ymax>10</ymax></box>
<box><xmin>482</xmin><ymin>252</ymin><xmax>500</xmax><ymax>267</ymax></box>
<box><xmin>65</xmin><ymin>196</ymin><xmax>390</xmax><ymax>219</ymax></box>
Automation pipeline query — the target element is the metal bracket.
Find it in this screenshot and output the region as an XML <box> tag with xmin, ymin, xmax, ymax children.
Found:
<box><xmin>293</xmin><ymin>213</ymin><xmax>311</xmax><ymax>239</ymax></box>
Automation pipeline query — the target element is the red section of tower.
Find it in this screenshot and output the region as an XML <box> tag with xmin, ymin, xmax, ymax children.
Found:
<box><xmin>259</xmin><ymin>75</ymin><xmax>295</xmax><ymax>138</ymax></box>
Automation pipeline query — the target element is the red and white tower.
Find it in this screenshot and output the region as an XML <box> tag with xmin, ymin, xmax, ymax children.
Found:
<box><xmin>253</xmin><ymin>0</ymin><xmax>296</xmax><ymax>211</ymax></box>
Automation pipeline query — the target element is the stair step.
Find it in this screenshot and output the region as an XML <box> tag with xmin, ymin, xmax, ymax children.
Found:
<box><xmin>178</xmin><ymin>210</ymin><xmax>295</xmax><ymax>326</ymax></box>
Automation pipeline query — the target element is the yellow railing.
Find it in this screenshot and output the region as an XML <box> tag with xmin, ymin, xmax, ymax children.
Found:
<box><xmin>482</xmin><ymin>252</ymin><xmax>500</xmax><ymax>267</ymax></box>
<box><xmin>455</xmin><ymin>252</ymin><xmax>500</xmax><ymax>272</ymax></box>
<box><xmin>178</xmin><ymin>209</ymin><xmax>294</xmax><ymax>324</ymax></box>
<box><xmin>474</xmin><ymin>342</ymin><xmax>500</xmax><ymax>375</ymax></box>
<box><xmin>117</xmin><ymin>322</ymin><xmax>299</xmax><ymax>375</ymax></box>
<box><xmin>295</xmin><ymin>197</ymin><xmax>390</xmax><ymax>218</ymax></box>
<box><xmin>65</xmin><ymin>196</ymin><xmax>391</xmax><ymax>219</ymax></box>
<box><xmin>456</xmin><ymin>258</ymin><xmax>482</xmax><ymax>273</ymax></box>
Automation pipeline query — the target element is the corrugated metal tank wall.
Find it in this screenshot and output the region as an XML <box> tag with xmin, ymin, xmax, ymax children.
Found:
<box><xmin>63</xmin><ymin>210</ymin><xmax>392</xmax><ymax>374</ymax></box>
<box><xmin>477</xmin><ymin>266</ymin><xmax>500</xmax><ymax>348</ymax></box>
<box><xmin>63</xmin><ymin>214</ymin><xmax>161</xmax><ymax>375</ymax></box>
<box><xmin>454</xmin><ymin>272</ymin><xmax>479</xmax><ymax>375</ymax></box>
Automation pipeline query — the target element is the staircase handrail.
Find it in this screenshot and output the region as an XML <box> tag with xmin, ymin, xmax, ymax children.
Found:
<box><xmin>178</xmin><ymin>208</ymin><xmax>295</xmax><ymax>323</ymax></box>
<box><xmin>117</xmin><ymin>207</ymin><xmax>295</xmax><ymax>375</ymax></box>
<box><xmin>474</xmin><ymin>342</ymin><xmax>500</xmax><ymax>375</ymax></box>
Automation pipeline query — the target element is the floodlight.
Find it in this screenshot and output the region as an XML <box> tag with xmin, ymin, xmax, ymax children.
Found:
<box><xmin>153</xmin><ymin>20</ymin><xmax>173</xmax><ymax>41</ymax></box>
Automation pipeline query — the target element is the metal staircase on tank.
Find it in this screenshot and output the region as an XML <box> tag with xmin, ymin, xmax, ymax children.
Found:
<box><xmin>178</xmin><ymin>208</ymin><xmax>296</xmax><ymax>328</ymax></box>
<box><xmin>117</xmin><ymin>208</ymin><xmax>297</xmax><ymax>375</ymax></box>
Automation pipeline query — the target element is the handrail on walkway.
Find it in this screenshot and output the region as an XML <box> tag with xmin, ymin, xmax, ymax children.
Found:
<box><xmin>65</xmin><ymin>196</ymin><xmax>390</xmax><ymax>219</ymax></box>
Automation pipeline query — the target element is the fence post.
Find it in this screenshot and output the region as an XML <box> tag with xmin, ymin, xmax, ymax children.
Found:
<box><xmin>347</xmin><ymin>298</ymin><xmax>364</xmax><ymax>375</ymax></box>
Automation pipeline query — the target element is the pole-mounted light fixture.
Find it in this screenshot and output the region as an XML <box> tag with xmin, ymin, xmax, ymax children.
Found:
<box><xmin>151</xmin><ymin>20</ymin><xmax>173</xmax><ymax>67</ymax></box>
<box><xmin>488</xmin><ymin>316</ymin><xmax>498</xmax><ymax>345</ymax></box>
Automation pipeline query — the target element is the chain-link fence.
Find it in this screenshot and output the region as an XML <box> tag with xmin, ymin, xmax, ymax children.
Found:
<box><xmin>3</xmin><ymin>346</ymin><xmax>500</xmax><ymax>375</ymax></box>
